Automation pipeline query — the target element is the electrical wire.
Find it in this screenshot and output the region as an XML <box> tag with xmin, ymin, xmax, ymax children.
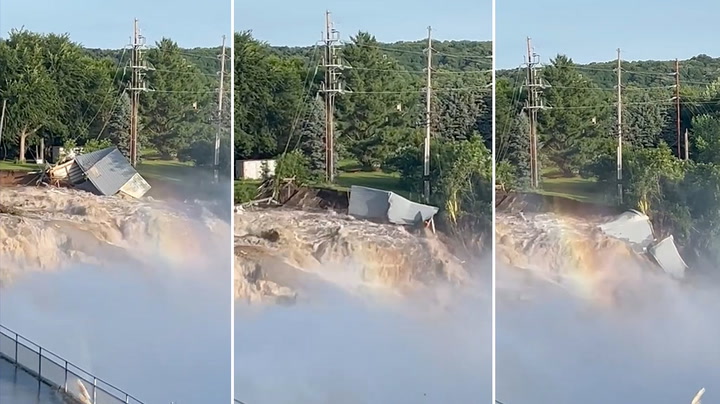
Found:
<box><xmin>283</xmin><ymin>44</ymin><xmax>321</xmax><ymax>154</ymax></box>
<box><xmin>348</xmin><ymin>66</ymin><xmax>492</xmax><ymax>75</ymax></box>
<box><xmin>80</xmin><ymin>47</ymin><xmax>129</xmax><ymax>134</ymax></box>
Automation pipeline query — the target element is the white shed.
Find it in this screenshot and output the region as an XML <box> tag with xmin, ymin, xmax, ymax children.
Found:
<box><xmin>235</xmin><ymin>159</ymin><xmax>276</xmax><ymax>180</ymax></box>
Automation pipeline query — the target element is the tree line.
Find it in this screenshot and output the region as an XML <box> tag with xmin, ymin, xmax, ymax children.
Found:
<box><xmin>496</xmin><ymin>53</ymin><xmax>720</xmax><ymax>267</ymax></box>
<box><xmin>0</xmin><ymin>29</ymin><xmax>230</xmax><ymax>168</ymax></box>
<box><xmin>235</xmin><ymin>31</ymin><xmax>494</xmax><ymax>244</ymax></box>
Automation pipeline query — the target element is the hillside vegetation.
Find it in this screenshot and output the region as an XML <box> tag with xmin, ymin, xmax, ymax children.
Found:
<box><xmin>235</xmin><ymin>32</ymin><xmax>493</xmax><ymax>245</ymax></box>
<box><xmin>496</xmin><ymin>51</ymin><xmax>720</xmax><ymax>268</ymax></box>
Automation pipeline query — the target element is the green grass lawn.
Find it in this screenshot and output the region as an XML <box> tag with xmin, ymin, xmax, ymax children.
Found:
<box><xmin>136</xmin><ymin>159</ymin><xmax>199</xmax><ymax>183</ymax></box>
<box><xmin>0</xmin><ymin>161</ymin><xmax>41</xmax><ymax>171</ymax></box>
<box><xmin>1</xmin><ymin>156</ymin><xmax>206</xmax><ymax>183</ymax></box>
<box><xmin>233</xmin><ymin>157</ymin><xmax>417</xmax><ymax>204</ymax></box>
<box><xmin>334</xmin><ymin>158</ymin><xmax>412</xmax><ymax>197</ymax></box>
<box><xmin>336</xmin><ymin>171</ymin><xmax>404</xmax><ymax>192</ymax></box>
<box><xmin>535</xmin><ymin>167</ymin><xmax>611</xmax><ymax>204</ymax></box>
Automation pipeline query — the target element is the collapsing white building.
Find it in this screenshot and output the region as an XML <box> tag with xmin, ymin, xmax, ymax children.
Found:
<box><xmin>49</xmin><ymin>146</ymin><xmax>151</xmax><ymax>199</ymax></box>
<box><xmin>348</xmin><ymin>185</ymin><xmax>438</xmax><ymax>227</ymax></box>
<box><xmin>598</xmin><ymin>209</ymin><xmax>688</xmax><ymax>279</ymax></box>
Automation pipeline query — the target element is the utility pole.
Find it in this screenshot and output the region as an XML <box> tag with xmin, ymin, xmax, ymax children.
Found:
<box><xmin>616</xmin><ymin>48</ymin><xmax>623</xmax><ymax>205</ymax></box>
<box><xmin>525</xmin><ymin>37</ymin><xmax>541</xmax><ymax>188</ymax></box>
<box><xmin>129</xmin><ymin>19</ymin><xmax>148</xmax><ymax>167</ymax></box>
<box><xmin>0</xmin><ymin>99</ymin><xmax>7</xmax><ymax>145</ymax></box>
<box><xmin>423</xmin><ymin>26</ymin><xmax>433</xmax><ymax>202</ymax></box>
<box><xmin>319</xmin><ymin>11</ymin><xmax>344</xmax><ymax>183</ymax></box>
<box><xmin>674</xmin><ymin>58</ymin><xmax>682</xmax><ymax>159</ymax></box>
<box><xmin>214</xmin><ymin>35</ymin><xmax>227</xmax><ymax>183</ymax></box>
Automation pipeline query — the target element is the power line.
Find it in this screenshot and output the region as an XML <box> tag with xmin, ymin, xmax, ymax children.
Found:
<box><xmin>94</xmin><ymin>89</ymin><xmax>128</xmax><ymax>141</ymax></box>
<box><xmin>150</xmin><ymin>90</ymin><xmax>217</xmax><ymax>93</ymax></box>
<box><xmin>423</xmin><ymin>25</ymin><xmax>433</xmax><ymax>203</ymax></box>
<box><xmin>350</xmin><ymin>42</ymin><xmax>492</xmax><ymax>63</ymax></box>
<box><xmin>128</xmin><ymin>18</ymin><xmax>150</xmax><ymax>167</ymax></box>
<box><xmin>496</xmin><ymin>66</ymin><xmax>525</xmax><ymax>163</ymax></box>
<box><xmin>286</xmin><ymin>45</ymin><xmax>322</xmax><ymax>153</ymax></box>
<box><xmin>319</xmin><ymin>10</ymin><xmax>346</xmax><ymax>183</ymax></box>
<box><xmin>79</xmin><ymin>47</ymin><xmax>130</xmax><ymax>133</ymax></box>
<box><xmin>547</xmin><ymin>84</ymin><xmax>675</xmax><ymax>91</ymax></box>
<box><xmin>177</xmin><ymin>50</ymin><xmax>226</xmax><ymax>61</ymax></box>
<box><xmin>622</xmin><ymin>69</ymin><xmax>675</xmax><ymax>77</ymax></box>
<box><xmin>83</xmin><ymin>49</ymin><xmax>131</xmax><ymax>138</ymax></box>
<box><xmin>346</xmin><ymin>87</ymin><xmax>491</xmax><ymax>95</ymax></box>
<box><xmin>524</xmin><ymin>37</ymin><xmax>543</xmax><ymax>189</ymax></box>
<box><xmin>434</xmin><ymin>51</ymin><xmax>493</xmax><ymax>63</ymax></box>
<box><xmin>152</xmin><ymin>68</ymin><xmax>218</xmax><ymax>77</ymax></box>
<box><xmin>674</xmin><ymin>58</ymin><xmax>682</xmax><ymax>159</ymax></box>
<box><xmin>616</xmin><ymin>48</ymin><xmax>623</xmax><ymax>205</ymax></box>
<box><xmin>213</xmin><ymin>34</ymin><xmax>227</xmax><ymax>183</ymax></box>
<box><xmin>544</xmin><ymin>100</ymin><xmax>716</xmax><ymax>110</ymax></box>
<box><xmin>348</xmin><ymin>66</ymin><xmax>491</xmax><ymax>75</ymax></box>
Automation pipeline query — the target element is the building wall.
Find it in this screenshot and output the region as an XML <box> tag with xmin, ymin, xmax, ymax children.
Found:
<box><xmin>235</xmin><ymin>159</ymin><xmax>276</xmax><ymax>180</ymax></box>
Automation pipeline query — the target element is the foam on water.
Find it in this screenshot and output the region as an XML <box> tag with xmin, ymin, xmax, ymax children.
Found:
<box><xmin>0</xmin><ymin>185</ymin><xmax>231</xmax><ymax>403</ymax></box>
<box><xmin>496</xmin><ymin>210</ymin><xmax>720</xmax><ymax>404</ymax></box>
<box><xmin>234</xmin><ymin>208</ymin><xmax>491</xmax><ymax>403</ymax></box>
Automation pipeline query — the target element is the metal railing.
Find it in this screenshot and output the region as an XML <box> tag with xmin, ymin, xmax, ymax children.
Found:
<box><xmin>0</xmin><ymin>324</ymin><xmax>144</xmax><ymax>404</ymax></box>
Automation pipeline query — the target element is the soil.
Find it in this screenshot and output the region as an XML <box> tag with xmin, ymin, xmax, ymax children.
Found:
<box><xmin>0</xmin><ymin>170</ymin><xmax>41</xmax><ymax>187</ymax></box>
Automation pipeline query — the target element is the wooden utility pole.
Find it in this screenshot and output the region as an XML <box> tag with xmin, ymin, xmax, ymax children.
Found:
<box><xmin>320</xmin><ymin>11</ymin><xmax>344</xmax><ymax>183</ymax></box>
<box><xmin>616</xmin><ymin>48</ymin><xmax>623</xmax><ymax>205</ymax></box>
<box><xmin>525</xmin><ymin>37</ymin><xmax>541</xmax><ymax>188</ymax></box>
<box><xmin>129</xmin><ymin>19</ymin><xmax>148</xmax><ymax>167</ymax></box>
<box><xmin>674</xmin><ymin>58</ymin><xmax>682</xmax><ymax>159</ymax></box>
<box><xmin>423</xmin><ymin>26</ymin><xmax>433</xmax><ymax>202</ymax></box>
<box><xmin>214</xmin><ymin>35</ymin><xmax>227</xmax><ymax>183</ymax></box>
<box><xmin>0</xmin><ymin>99</ymin><xmax>7</xmax><ymax>145</ymax></box>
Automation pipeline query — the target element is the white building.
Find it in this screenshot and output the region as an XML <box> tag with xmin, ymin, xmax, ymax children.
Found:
<box><xmin>235</xmin><ymin>159</ymin><xmax>276</xmax><ymax>180</ymax></box>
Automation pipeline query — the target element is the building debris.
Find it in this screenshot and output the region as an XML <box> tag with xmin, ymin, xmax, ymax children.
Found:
<box><xmin>598</xmin><ymin>210</ymin><xmax>688</xmax><ymax>279</ymax></box>
<box><xmin>46</xmin><ymin>146</ymin><xmax>151</xmax><ymax>198</ymax></box>
<box><xmin>348</xmin><ymin>185</ymin><xmax>439</xmax><ymax>227</ymax></box>
<box><xmin>598</xmin><ymin>209</ymin><xmax>654</xmax><ymax>252</ymax></box>
<box><xmin>648</xmin><ymin>235</ymin><xmax>688</xmax><ymax>279</ymax></box>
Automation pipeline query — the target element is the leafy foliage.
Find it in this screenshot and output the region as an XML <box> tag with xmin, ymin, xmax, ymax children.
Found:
<box><xmin>274</xmin><ymin>150</ymin><xmax>311</xmax><ymax>186</ymax></box>
<box><xmin>235</xmin><ymin>31</ymin><xmax>493</xmax><ymax>240</ymax></box>
<box><xmin>498</xmin><ymin>50</ymin><xmax>720</xmax><ymax>267</ymax></box>
<box><xmin>385</xmin><ymin>136</ymin><xmax>492</xmax><ymax>235</ymax></box>
<box><xmin>297</xmin><ymin>97</ymin><xmax>327</xmax><ymax>179</ymax></box>
<box><xmin>336</xmin><ymin>32</ymin><xmax>419</xmax><ymax>169</ymax></box>
<box><xmin>0</xmin><ymin>30</ymin><xmax>228</xmax><ymax>169</ymax></box>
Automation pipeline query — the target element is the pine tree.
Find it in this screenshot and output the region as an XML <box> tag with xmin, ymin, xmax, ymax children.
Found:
<box><xmin>103</xmin><ymin>92</ymin><xmax>131</xmax><ymax>157</ymax></box>
<box><xmin>298</xmin><ymin>98</ymin><xmax>326</xmax><ymax>179</ymax></box>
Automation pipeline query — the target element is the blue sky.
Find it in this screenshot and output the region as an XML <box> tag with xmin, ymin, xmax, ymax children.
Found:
<box><xmin>496</xmin><ymin>0</ymin><xmax>720</xmax><ymax>69</ymax></box>
<box><xmin>236</xmin><ymin>0</ymin><xmax>492</xmax><ymax>46</ymax></box>
<box><xmin>0</xmin><ymin>0</ymin><xmax>230</xmax><ymax>48</ymax></box>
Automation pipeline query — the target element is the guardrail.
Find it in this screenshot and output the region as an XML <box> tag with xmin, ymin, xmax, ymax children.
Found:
<box><xmin>0</xmin><ymin>324</ymin><xmax>144</xmax><ymax>404</ymax></box>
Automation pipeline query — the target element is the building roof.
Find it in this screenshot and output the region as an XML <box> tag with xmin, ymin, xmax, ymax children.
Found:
<box><xmin>348</xmin><ymin>185</ymin><xmax>438</xmax><ymax>225</ymax></box>
<box><xmin>74</xmin><ymin>147</ymin><xmax>139</xmax><ymax>196</ymax></box>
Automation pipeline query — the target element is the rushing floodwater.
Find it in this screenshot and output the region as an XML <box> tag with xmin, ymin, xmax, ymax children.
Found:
<box><xmin>0</xmin><ymin>186</ymin><xmax>232</xmax><ymax>404</ymax></box>
<box><xmin>496</xmin><ymin>209</ymin><xmax>720</xmax><ymax>404</ymax></box>
<box><xmin>235</xmin><ymin>267</ymin><xmax>491</xmax><ymax>404</ymax></box>
<box><xmin>496</xmin><ymin>264</ymin><xmax>720</xmax><ymax>404</ymax></box>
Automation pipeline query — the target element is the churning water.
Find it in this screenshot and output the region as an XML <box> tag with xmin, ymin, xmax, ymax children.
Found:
<box><xmin>0</xmin><ymin>186</ymin><xmax>231</xmax><ymax>404</ymax></box>
<box><xmin>496</xmin><ymin>210</ymin><xmax>720</xmax><ymax>404</ymax></box>
<box><xmin>234</xmin><ymin>208</ymin><xmax>491</xmax><ymax>404</ymax></box>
